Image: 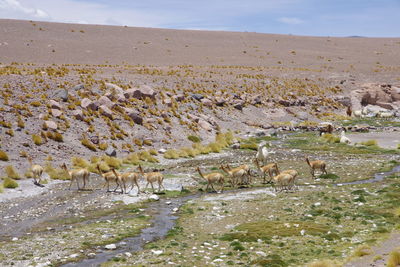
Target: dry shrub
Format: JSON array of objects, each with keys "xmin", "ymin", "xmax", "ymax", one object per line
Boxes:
[
  {"xmin": 72, "ymin": 157, "xmax": 90, "ymax": 168},
  {"xmin": 0, "ymin": 150, "xmax": 9, "ymax": 161},
  {"xmin": 307, "ymin": 259, "xmax": 341, "ymax": 267},
  {"xmin": 32, "ymin": 134, "xmax": 43, "ymax": 145},
  {"xmin": 352, "ymin": 245, "xmax": 373, "ymax": 257},
  {"xmin": 81, "ymin": 139, "xmax": 97, "ymax": 151},
  {"xmin": 103, "ymin": 156, "xmax": 122, "ymax": 169},
  {"xmin": 5, "ymin": 165, "xmax": 21, "ymax": 179},
  {"xmin": 387, "ymin": 247, "xmax": 400, "ymax": 267},
  {"xmin": 124, "ymin": 153, "xmax": 140, "ymax": 165},
  {"xmin": 0, "ymin": 184, "xmax": 3, "ymax": 193},
  {"xmin": 98, "ymin": 143, "xmax": 108, "ymax": 150}
]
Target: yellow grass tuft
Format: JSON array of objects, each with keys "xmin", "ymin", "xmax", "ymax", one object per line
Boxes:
[
  {"xmin": 5, "ymin": 165, "xmax": 21, "ymax": 180},
  {"xmin": 352, "ymin": 245, "xmax": 373, "ymax": 257},
  {"xmin": 81, "ymin": 139, "xmax": 97, "ymax": 151},
  {"xmin": 3, "ymin": 177, "xmax": 19, "ymax": 188},
  {"xmin": 0, "ymin": 150, "xmax": 9, "ymax": 161},
  {"xmin": 307, "ymin": 259, "xmax": 341, "ymax": 267},
  {"xmin": 387, "ymin": 247, "xmax": 400, "ymax": 267},
  {"xmin": 32, "ymin": 134, "xmax": 43, "ymax": 145}
]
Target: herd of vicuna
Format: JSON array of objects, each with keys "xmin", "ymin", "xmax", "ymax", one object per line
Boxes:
[{"xmin": 26, "ymin": 150, "xmax": 328, "ymax": 194}]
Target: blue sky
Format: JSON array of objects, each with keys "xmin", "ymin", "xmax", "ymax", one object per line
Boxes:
[{"xmin": 0, "ymin": 0, "xmax": 399, "ymax": 37}]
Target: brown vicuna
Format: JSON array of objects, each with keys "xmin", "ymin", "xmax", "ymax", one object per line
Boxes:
[
  {"xmin": 305, "ymin": 158, "xmax": 327, "ymax": 178},
  {"xmin": 96, "ymin": 164, "xmax": 123, "ymax": 193},
  {"xmin": 28, "ymin": 157, "xmax": 44, "ymax": 185},
  {"xmin": 226, "ymin": 164, "xmax": 252, "ymax": 185},
  {"xmin": 253, "ymin": 159, "xmax": 280, "ymax": 184},
  {"xmin": 119, "ymin": 169, "xmax": 141, "ymax": 195},
  {"xmin": 220, "ymin": 165, "xmax": 246, "ymax": 187},
  {"xmin": 138, "ymin": 165, "xmax": 164, "ymax": 193},
  {"xmin": 196, "ymin": 167, "xmax": 225, "ymax": 192},
  {"xmin": 272, "ymin": 173, "xmax": 293, "ymax": 192},
  {"xmin": 61, "ymin": 163, "xmax": 90, "ymax": 190},
  {"xmin": 280, "ymin": 169, "xmax": 299, "ymax": 190}
]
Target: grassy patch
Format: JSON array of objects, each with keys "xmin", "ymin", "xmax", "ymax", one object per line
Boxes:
[
  {"xmin": 319, "ymin": 173, "xmax": 339, "ymax": 180},
  {"xmin": 0, "ymin": 150, "xmax": 9, "ymax": 161},
  {"xmin": 3, "ymin": 177, "xmax": 19, "ymax": 188}
]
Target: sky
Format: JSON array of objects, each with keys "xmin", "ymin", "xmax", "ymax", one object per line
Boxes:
[{"xmin": 0, "ymin": 0, "xmax": 399, "ymax": 37}]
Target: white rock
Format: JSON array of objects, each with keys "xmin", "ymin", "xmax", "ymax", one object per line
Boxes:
[
  {"xmin": 152, "ymin": 249, "xmax": 163, "ymax": 255},
  {"xmin": 172, "ymin": 207, "xmax": 179, "ymax": 212},
  {"xmin": 87, "ymin": 253, "xmax": 96, "ymax": 258},
  {"xmin": 314, "ymin": 202, "xmax": 321, "ymax": 206},
  {"xmin": 166, "ymin": 201, "xmax": 172, "ymax": 205},
  {"xmin": 69, "ymin": 253, "xmax": 79, "ymax": 258},
  {"xmin": 124, "ymin": 252, "xmax": 132, "ymax": 257},
  {"xmin": 12, "ymin": 237, "xmax": 18, "ymax": 241},
  {"xmin": 149, "ymin": 194, "xmax": 160, "ymax": 201},
  {"xmin": 256, "ymin": 251, "xmax": 267, "ymax": 257},
  {"xmin": 105, "ymin": 244, "xmax": 117, "ymax": 250},
  {"xmin": 300, "ymin": 229, "xmax": 306, "ymax": 236},
  {"xmin": 213, "ymin": 259, "xmax": 223, "ymax": 262}
]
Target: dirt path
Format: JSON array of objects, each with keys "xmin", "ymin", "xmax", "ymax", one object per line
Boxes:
[{"xmin": 344, "ymin": 232, "xmax": 400, "ymax": 267}]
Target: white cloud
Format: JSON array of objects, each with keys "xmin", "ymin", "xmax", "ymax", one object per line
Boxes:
[
  {"xmin": 278, "ymin": 16, "xmax": 304, "ymax": 25},
  {"xmin": 0, "ymin": 0, "xmax": 49, "ymax": 19}
]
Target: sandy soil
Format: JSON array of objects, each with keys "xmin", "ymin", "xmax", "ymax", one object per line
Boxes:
[{"xmin": 347, "ymin": 131, "xmax": 400, "ymax": 149}]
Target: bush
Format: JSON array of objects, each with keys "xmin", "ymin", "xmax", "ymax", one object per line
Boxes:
[
  {"xmin": 53, "ymin": 132, "xmax": 63, "ymax": 142},
  {"xmin": 207, "ymin": 142, "xmax": 223, "ymax": 153},
  {"xmin": 360, "ymin": 140, "xmax": 378, "ymax": 146},
  {"xmin": 81, "ymin": 139, "xmax": 97, "ymax": 151},
  {"xmin": 45, "ymin": 164, "xmax": 70, "ymax": 180},
  {"xmin": 187, "ymin": 135, "xmax": 201, "ymax": 143},
  {"xmin": 149, "ymin": 149, "xmax": 158, "ymax": 155},
  {"xmin": 123, "ymin": 153, "xmax": 140, "ymax": 165},
  {"xmin": 32, "ymin": 134, "xmax": 43, "ymax": 145},
  {"xmin": 103, "ymin": 156, "xmax": 122, "ymax": 169},
  {"xmin": 164, "ymin": 149, "xmax": 180, "ymax": 159},
  {"xmin": 143, "ymin": 139, "xmax": 153, "ymax": 146},
  {"xmin": 0, "ymin": 150, "xmax": 9, "ymax": 161},
  {"xmin": 98, "ymin": 143, "xmax": 108, "ymax": 150},
  {"xmin": 352, "ymin": 245, "xmax": 373, "ymax": 257},
  {"xmin": 3, "ymin": 177, "xmax": 19, "ymax": 188},
  {"xmin": 72, "ymin": 157, "xmax": 90, "ymax": 168},
  {"xmin": 387, "ymin": 247, "xmax": 400, "ymax": 267},
  {"xmin": 5, "ymin": 165, "xmax": 21, "ymax": 179}
]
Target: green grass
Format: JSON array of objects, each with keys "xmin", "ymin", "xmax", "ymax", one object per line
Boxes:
[
  {"xmin": 220, "ymin": 221, "xmax": 329, "ymax": 242},
  {"xmin": 319, "ymin": 173, "xmax": 340, "ymax": 180},
  {"xmin": 360, "ymin": 140, "xmax": 378, "ymax": 146}
]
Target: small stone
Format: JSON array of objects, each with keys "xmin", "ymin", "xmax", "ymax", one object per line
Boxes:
[
  {"xmin": 69, "ymin": 253, "xmax": 79, "ymax": 258},
  {"xmin": 51, "ymin": 109, "xmax": 62, "ymax": 117},
  {"xmin": 12, "ymin": 237, "xmax": 18, "ymax": 241},
  {"xmin": 191, "ymin": 93, "xmax": 204, "ymax": 101},
  {"xmin": 99, "ymin": 105, "xmax": 113, "ymax": 119},
  {"xmin": 158, "ymin": 148, "xmax": 167, "ymax": 154},
  {"xmin": 105, "ymin": 147, "xmax": 117, "ymax": 157},
  {"xmin": 87, "ymin": 253, "xmax": 96, "ymax": 258},
  {"xmin": 124, "ymin": 252, "xmax": 132, "ymax": 257},
  {"xmin": 72, "ymin": 109, "xmax": 84, "ymax": 121},
  {"xmin": 49, "ymin": 100, "xmax": 62, "ymax": 110},
  {"xmin": 172, "ymin": 207, "xmax": 179, "ymax": 212},
  {"xmin": 149, "ymin": 194, "xmax": 160, "ymax": 201},
  {"xmin": 152, "ymin": 250, "xmax": 163, "ymax": 255},
  {"xmin": 105, "ymin": 244, "xmax": 117, "ymax": 250},
  {"xmin": 44, "ymin": 120, "xmax": 57, "ymax": 130}
]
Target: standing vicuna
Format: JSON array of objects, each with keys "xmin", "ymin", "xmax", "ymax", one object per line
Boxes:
[
  {"xmin": 253, "ymin": 158, "xmax": 280, "ymax": 184},
  {"xmin": 61, "ymin": 163, "xmax": 90, "ymax": 190},
  {"xmin": 119, "ymin": 169, "xmax": 142, "ymax": 195},
  {"xmin": 196, "ymin": 167, "xmax": 225, "ymax": 193},
  {"xmin": 305, "ymin": 158, "xmax": 327, "ymax": 178},
  {"xmin": 138, "ymin": 165, "xmax": 165, "ymax": 193},
  {"xmin": 28, "ymin": 157, "xmax": 44, "ymax": 186},
  {"xmin": 220, "ymin": 165, "xmax": 247, "ymax": 187},
  {"xmin": 96, "ymin": 164, "xmax": 123, "ymax": 193},
  {"xmin": 256, "ymin": 142, "xmax": 270, "ymax": 165}
]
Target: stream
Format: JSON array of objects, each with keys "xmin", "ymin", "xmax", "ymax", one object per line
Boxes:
[{"xmin": 62, "ymin": 164, "xmax": 400, "ymax": 267}]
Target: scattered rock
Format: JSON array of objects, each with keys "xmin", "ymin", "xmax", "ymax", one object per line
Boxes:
[
  {"xmin": 201, "ymin": 98, "xmax": 213, "ymax": 107},
  {"xmin": 81, "ymin": 98, "xmax": 98, "ymax": 111},
  {"xmin": 151, "ymin": 250, "xmax": 163, "ymax": 255},
  {"xmin": 98, "ymin": 95, "xmax": 115, "ymax": 108},
  {"xmin": 127, "ymin": 85, "xmax": 157, "ymax": 100},
  {"xmin": 44, "ymin": 120, "xmax": 57, "ymax": 130},
  {"xmin": 72, "ymin": 84, "xmax": 84, "ymax": 91},
  {"xmin": 149, "ymin": 194, "xmax": 160, "ymax": 201},
  {"xmin": 158, "ymin": 148, "xmax": 167, "ymax": 154},
  {"xmin": 233, "ymin": 100, "xmax": 244, "ymax": 110},
  {"xmin": 105, "ymin": 83, "xmax": 124, "ymax": 95},
  {"xmin": 11, "ymin": 237, "xmax": 18, "ymax": 241},
  {"xmin": 124, "ymin": 252, "xmax": 132, "ymax": 257},
  {"xmin": 172, "ymin": 94, "xmax": 185, "ymax": 102},
  {"xmin": 72, "ymin": 109, "xmax": 84, "ymax": 121},
  {"xmin": 49, "ymin": 100, "xmax": 62, "ymax": 110},
  {"xmin": 99, "ymin": 105, "xmax": 113, "ymax": 119},
  {"xmin": 198, "ymin": 119, "xmax": 213, "ymax": 131},
  {"xmin": 124, "ymin": 108, "xmax": 143, "ymax": 125},
  {"xmin": 51, "ymin": 109, "xmax": 62, "ymax": 118},
  {"xmin": 191, "ymin": 94, "xmax": 204, "ymax": 101},
  {"xmin": 255, "ymin": 251, "xmax": 267, "ymax": 257},
  {"xmin": 105, "ymin": 147, "xmax": 117, "ymax": 157},
  {"xmin": 105, "ymin": 244, "xmax": 117, "ymax": 250},
  {"xmin": 214, "ymin": 96, "xmax": 226, "ymax": 106},
  {"xmin": 55, "ymin": 89, "xmax": 69, "ymax": 102},
  {"xmin": 231, "ymin": 143, "xmax": 240, "ymax": 149}
]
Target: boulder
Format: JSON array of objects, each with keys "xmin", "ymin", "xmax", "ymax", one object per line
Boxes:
[
  {"xmin": 191, "ymin": 94, "xmax": 204, "ymax": 101},
  {"xmin": 233, "ymin": 100, "xmax": 244, "ymax": 110},
  {"xmin": 72, "ymin": 84, "xmax": 84, "ymax": 91},
  {"xmin": 51, "ymin": 109, "xmax": 62, "ymax": 118},
  {"xmin": 198, "ymin": 119, "xmax": 213, "ymax": 131},
  {"xmin": 105, "ymin": 83, "xmax": 124, "ymax": 95},
  {"xmin": 124, "ymin": 108, "xmax": 143, "ymax": 124},
  {"xmin": 72, "ymin": 109, "xmax": 84, "ymax": 121},
  {"xmin": 44, "ymin": 120, "xmax": 57, "ymax": 130},
  {"xmin": 99, "ymin": 105, "xmax": 113, "ymax": 119},
  {"xmin": 49, "ymin": 100, "xmax": 62, "ymax": 110},
  {"xmin": 81, "ymin": 98, "xmax": 98, "ymax": 110},
  {"xmin": 98, "ymin": 95, "xmax": 115, "ymax": 108},
  {"xmin": 214, "ymin": 96, "xmax": 226, "ymax": 106},
  {"xmin": 126, "ymin": 85, "xmax": 156, "ymax": 100},
  {"xmin": 55, "ymin": 89, "xmax": 69, "ymax": 102},
  {"xmin": 201, "ymin": 98, "xmax": 213, "ymax": 107},
  {"xmin": 105, "ymin": 147, "xmax": 116, "ymax": 157},
  {"xmin": 172, "ymin": 94, "xmax": 185, "ymax": 102}
]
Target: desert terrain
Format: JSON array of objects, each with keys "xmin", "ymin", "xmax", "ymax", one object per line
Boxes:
[{"xmin": 0, "ymin": 18, "xmax": 400, "ymax": 267}]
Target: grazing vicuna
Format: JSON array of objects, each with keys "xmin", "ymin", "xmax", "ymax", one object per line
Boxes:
[
  {"xmin": 225, "ymin": 164, "xmax": 252, "ymax": 185},
  {"xmin": 196, "ymin": 167, "xmax": 225, "ymax": 192},
  {"xmin": 28, "ymin": 157, "xmax": 44, "ymax": 186},
  {"xmin": 138, "ymin": 165, "xmax": 165, "ymax": 193},
  {"xmin": 253, "ymin": 158, "xmax": 280, "ymax": 184},
  {"xmin": 305, "ymin": 158, "xmax": 327, "ymax": 178},
  {"xmin": 280, "ymin": 169, "xmax": 299, "ymax": 190},
  {"xmin": 61, "ymin": 163, "xmax": 90, "ymax": 190},
  {"xmin": 96, "ymin": 164, "xmax": 123, "ymax": 193},
  {"xmin": 272, "ymin": 173, "xmax": 293, "ymax": 192}
]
